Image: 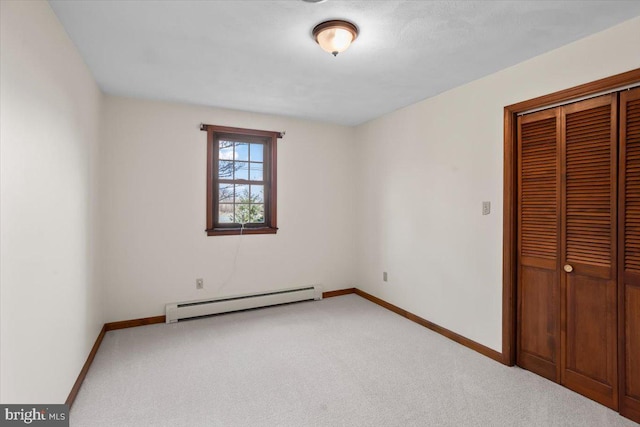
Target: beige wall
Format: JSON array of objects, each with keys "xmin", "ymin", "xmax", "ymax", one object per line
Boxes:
[
  {"xmin": 354, "ymin": 16, "xmax": 640, "ymax": 352},
  {"xmin": 0, "ymin": 1, "xmax": 104, "ymax": 403},
  {"xmin": 100, "ymin": 96, "xmax": 357, "ymax": 321}
]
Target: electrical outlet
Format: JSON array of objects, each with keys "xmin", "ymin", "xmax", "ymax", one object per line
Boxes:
[
  {"xmin": 482, "ymin": 201, "xmax": 491, "ymax": 215},
  {"xmin": 383, "ymin": 272, "xmax": 388, "ymax": 282},
  {"xmin": 196, "ymin": 278, "xmax": 204, "ymax": 289}
]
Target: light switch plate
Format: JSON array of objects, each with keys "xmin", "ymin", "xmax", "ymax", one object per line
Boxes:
[{"xmin": 482, "ymin": 201, "xmax": 491, "ymax": 215}]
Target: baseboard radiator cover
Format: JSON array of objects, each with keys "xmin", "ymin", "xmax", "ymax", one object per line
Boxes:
[{"xmin": 165, "ymin": 285, "xmax": 323, "ymax": 323}]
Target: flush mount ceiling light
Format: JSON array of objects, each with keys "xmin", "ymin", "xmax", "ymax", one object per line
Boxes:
[{"xmin": 312, "ymin": 20, "xmax": 358, "ymax": 57}]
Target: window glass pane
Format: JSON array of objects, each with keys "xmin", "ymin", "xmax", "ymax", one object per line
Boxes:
[
  {"xmin": 235, "ymin": 161, "xmax": 249, "ymax": 180},
  {"xmin": 218, "ymin": 204, "xmax": 234, "ymax": 223},
  {"xmin": 219, "ymin": 160, "xmax": 234, "ymax": 179},
  {"xmin": 219, "ymin": 141, "xmax": 234, "ymax": 160},
  {"xmin": 235, "ymin": 143, "xmax": 249, "ymax": 161},
  {"xmin": 250, "ymin": 143, "xmax": 263, "ymax": 162},
  {"xmin": 235, "ymin": 184, "xmax": 250, "ymax": 203},
  {"xmin": 235, "ymin": 203, "xmax": 264, "ymax": 224},
  {"xmin": 250, "ymin": 185, "xmax": 264, "ymax": 203},
  {"xmin": 253, "ymin": 204, "xmax": 265, "ymax": 223},
  {"xmin": 249, "ymin": 162, "xmax": 263, "ymax": 181},
  {"xmin": 219, "ymin": 184, "xmax": 234, "ymax": 203},
  {"xmin": 235, "ymin": 204, "xmax": 249, "ymax": 224}
]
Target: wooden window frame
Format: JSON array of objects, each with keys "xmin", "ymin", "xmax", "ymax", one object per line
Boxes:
[
  {"xmin": 502, "ymin": 68, "xmax": 640, "ymax": 366},
  {"xmin": 202, "ymin": 124, "xmax": 280, "ymax": 236}
]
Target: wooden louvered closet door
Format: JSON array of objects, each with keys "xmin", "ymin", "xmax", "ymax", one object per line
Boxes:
[
  {"xmin": 517, "ymin": 94, "xmax": 618, "ymax": 410},
  {"xmin": 517, "ymin": 109, "xmax": 561, "ymax": 382},
  {"xmin": 561, "ymin": 94, "xmax": 618, "ymax": 409},
  {"xmin": 619, "ymin": 86, "xmax": 640, "ymax": 422}
]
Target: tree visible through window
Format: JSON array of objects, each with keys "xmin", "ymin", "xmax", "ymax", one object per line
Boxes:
[{"xmin": 202, "ymin": 125, "xmax": 280, "ymax": 236}]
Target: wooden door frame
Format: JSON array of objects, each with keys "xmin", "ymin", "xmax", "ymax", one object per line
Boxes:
[{"xmin": 502, "ymin": 68, "xmax": 640, "ymax": 366}]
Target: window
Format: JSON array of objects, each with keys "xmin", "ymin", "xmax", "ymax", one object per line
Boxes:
[{"xmin": 202, "ymin": 124, "xmax": 280, "ymax": 236}]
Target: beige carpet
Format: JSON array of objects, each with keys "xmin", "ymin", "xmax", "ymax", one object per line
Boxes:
[{"xmin": 70, "ymin": 294, "xmax": 638, "ymax": 426}]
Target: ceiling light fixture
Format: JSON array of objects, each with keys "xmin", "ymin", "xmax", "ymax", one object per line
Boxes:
[{"xmin": 312, "ymin": 20, "xmax": 358, "ymax": 57}]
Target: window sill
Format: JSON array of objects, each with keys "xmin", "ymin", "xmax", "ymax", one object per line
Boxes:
[{"xmin": 206, "ymin": 227, "xmax": 278, "ymax": 237}]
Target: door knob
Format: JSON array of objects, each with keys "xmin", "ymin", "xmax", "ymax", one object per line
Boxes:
[{"xmin": 564, "ymin": 264, "xmax": 573, "ymax": 273}]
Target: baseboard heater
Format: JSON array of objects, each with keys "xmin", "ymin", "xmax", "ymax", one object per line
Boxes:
[{"xmin": 165, "ymin": 285, "xmax": 322, "ymax": 323}]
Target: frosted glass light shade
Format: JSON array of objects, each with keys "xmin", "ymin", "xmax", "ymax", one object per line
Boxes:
[{"xmin": 312, "ymin": 20, "xmax": 358, "ymax": 57}]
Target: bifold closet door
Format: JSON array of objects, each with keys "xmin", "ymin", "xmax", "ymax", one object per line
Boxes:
[
  {"xmin": 560, "ymin": 94, "xmax": 618, "ymax": 409},
  {"xmin": 517, "ymin": 94, "xmax": 618, "ymax": 410},
  {"xmin": 517, "ymin": 109, "xmax": 562, "ymax": 382},
  {"xmin": 619, "ymin": 87, "xmax": 640, "ymax": 422}
]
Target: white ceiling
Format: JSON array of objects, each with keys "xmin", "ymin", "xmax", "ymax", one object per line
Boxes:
[{"xmin": 49, "ymin": 1, "xmax": 640, "ymax": 126}]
